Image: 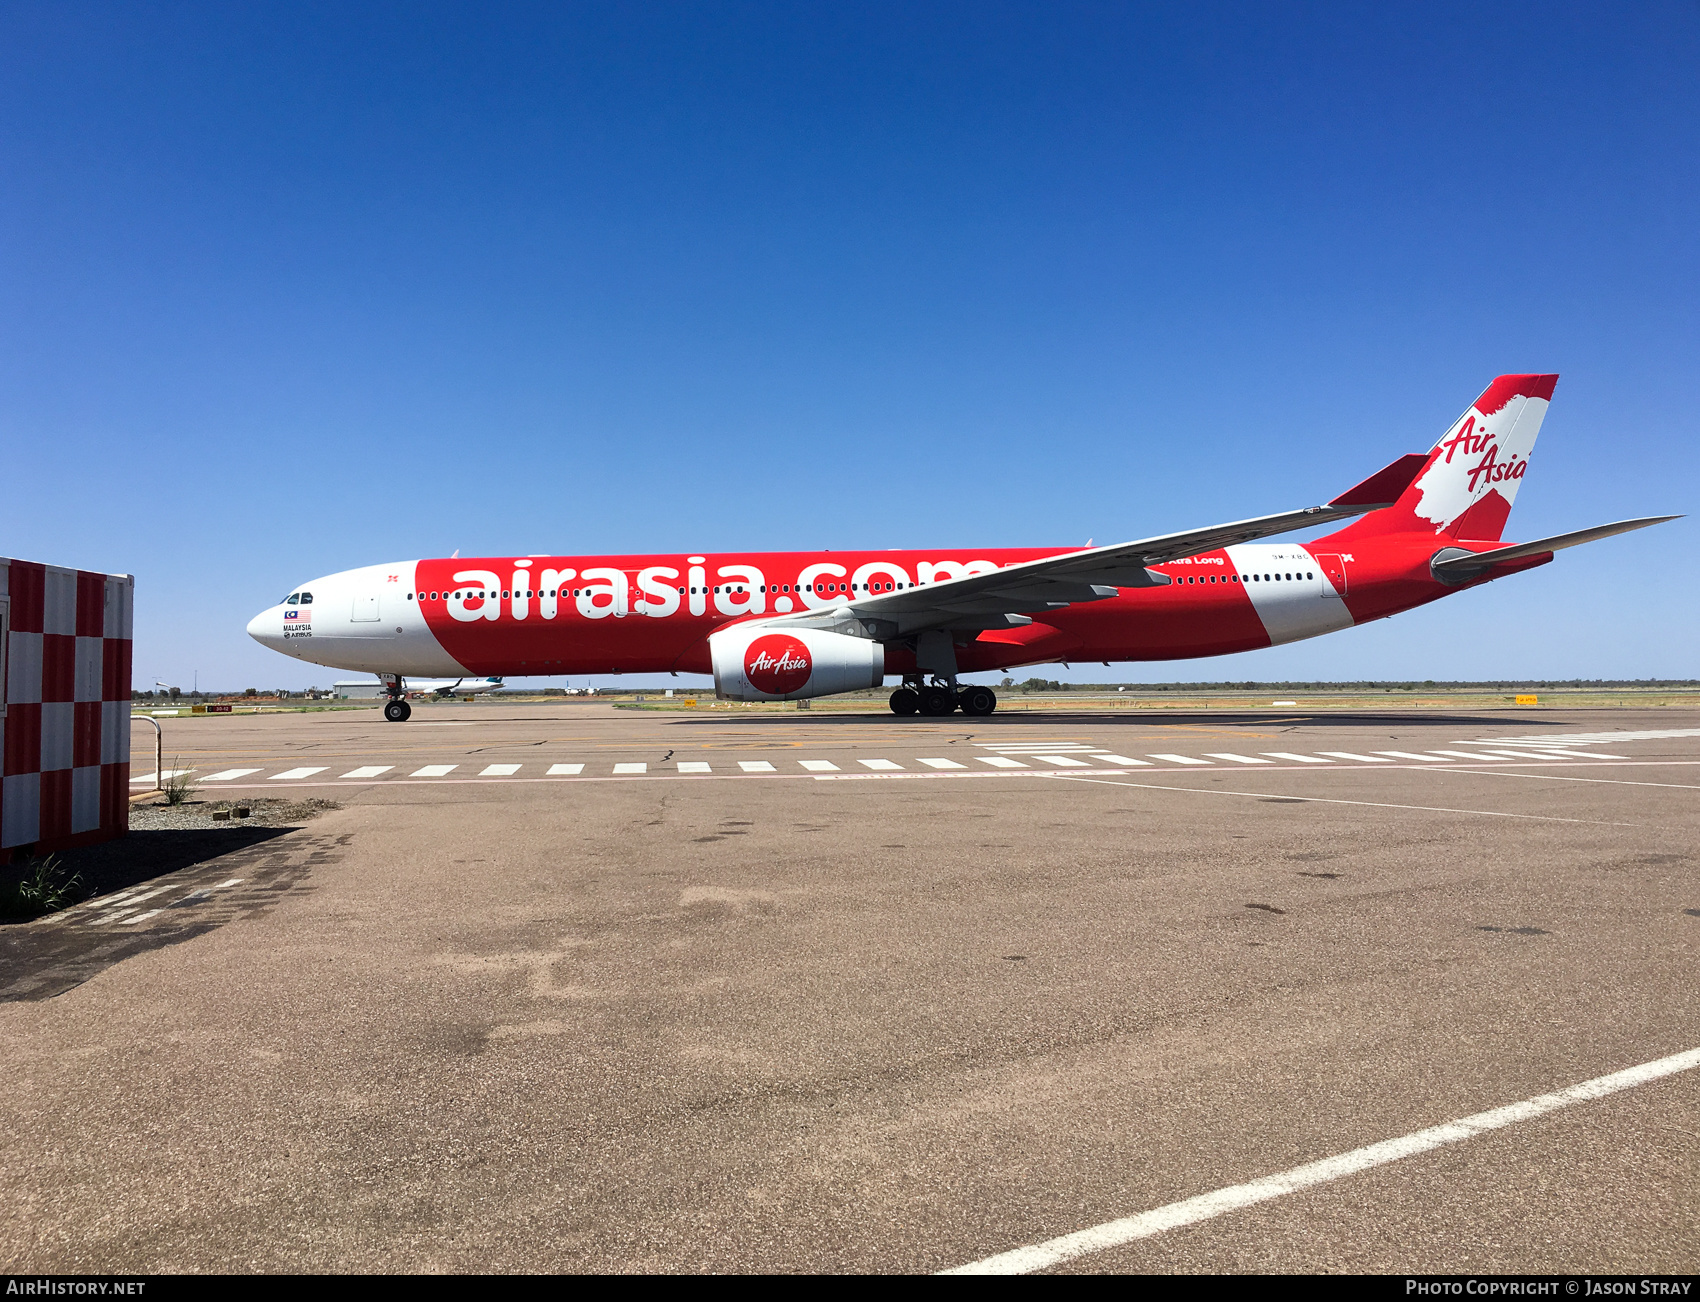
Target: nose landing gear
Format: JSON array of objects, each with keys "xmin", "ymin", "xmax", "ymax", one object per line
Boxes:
[
  {"xmin": 887, "ymin": 678, "xmax": 998, "ymax": 717},
  {"xmin": 384, "ymin": 698, "xmax": 412, "ymax": 723}
]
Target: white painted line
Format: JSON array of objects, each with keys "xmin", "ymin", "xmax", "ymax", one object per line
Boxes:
[
  {"xmin": 1261, "ymin": 753, "xmax": 1331, "ymax": 764},
  {"xmin": 1035, "ymin": 755, "xmax": 1093, "ymax": 767},
  {"xmin": 677, "ymin": 761, "xmax": 711, "ymax": 773},
  {"xmin": 739, "ymin": 761, "xmax": 776, "ymax": 773},
  {"xmin": 859, "ymin": 759, "xmax": 904, "ymax": 771},
  {"xmin": 340, "ymin": 765, "xmax": 393, "ymax": 779},
  {"xmin": 410, "ymin": 764, "xmax": 458, "ymax": 777},
  {"xmin": 1089, "ymin": 754, "xmax": 1151, "ymax": 766},
  {"xmin": 1425, "ymin": 751, "xmax": 1515, "ymax": 762},
  {"xmin": 547, "ymin": 763, "xmax": 584, "ymax": 775},
  {"xmin": 121, "ymin": 909, "xmax": 163, "ymax": 925},
  {"xmin": 1051, "ymin": 773, "xmax": 1642, "ymax": 827},
  {"xmin": 1206, "ymin": 753, "xmax": 1274, "ymax": 765},
  {"xmin": 917, "ymin": 758, "xmax": 967, "ymax": 769},
  {"xmin": 799, "ymin": 760, "xmax": 840, "ymax": 772},
  {"xmin": 612, "ymin": 762, "xmax": 647, "ymax": 774},
  {"xmin": 1317, "ymin": 752, "xmax": 1393, "ymax": 763},
  {"xmin": 96, "ymin": 886, "xmax": 170, "ymax": 912},
  {"xmin": 479, "ymin": 764, "xmax": 522, "ymax": 776},
  {"xmin": 977, "ymin": 757, "xmax": 1028, "ymax": 769},
  {"xmin": 202, "ymin": 768, "xmax": 262, "ymax": 782},
  {"xmin": 1469, "ymin": 728, "xmax": 1700, "ymax": 746},
  {"xmin": 1148, "ymin": 754, "xmax": 1211, "ymax": 766},
  {"xmin": 1475, "ymin": 754, "xmax": 1591, "ymax": 764},
  {"xmin": 1484, "ymin": 748, "xmax": 1627, "ymax": 761},
  {"xmin": 941, "ymin": 1045, "xmax": 1700, "ymax": 1275},
  {"xmin": 1375, "ymin": 751, "xmax": 1451, "ymax": 762},
  {"xmin": 129, "ymin": 769, "xmax": 193, "ymax": 785},
  {"xmin": 270, "ymin": 767, "xmax": 328, "ymax": 780},
  {"xmin": 215, "ymin": 879, "xmax": 243, "ymax": 889}
]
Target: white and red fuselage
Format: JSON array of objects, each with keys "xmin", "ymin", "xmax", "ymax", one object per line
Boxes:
[{"xmin": 246, "ymin": 374, "xmax": 1671, "ymax": 708}]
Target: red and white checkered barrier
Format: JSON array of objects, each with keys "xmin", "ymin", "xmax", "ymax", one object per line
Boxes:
[{"xmin": 1, "ymin": 557, "xmax": 134, "ymax": 862}]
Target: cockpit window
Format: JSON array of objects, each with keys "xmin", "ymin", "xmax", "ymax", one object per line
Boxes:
[
  {"xmin": 300, "ymin": 591, "xmax": 313, "ymax": 604},
  {"xmin": 286, "ymin": 593, "xmax": 300, "ymax": 604}
]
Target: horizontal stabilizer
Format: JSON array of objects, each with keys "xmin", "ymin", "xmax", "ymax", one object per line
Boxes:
[
  {"xmin": 1329, "ymin": 453, "xmax": 1431, "ymax": 509},
  {"xmin": 1431, "ymin": 515, "xmax": 1681, "ymax": 574}
]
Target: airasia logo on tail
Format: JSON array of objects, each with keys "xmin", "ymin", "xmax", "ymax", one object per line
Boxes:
[{"xmin": 745, "ymin": 634, "xmax": 812, "ymax": 695}]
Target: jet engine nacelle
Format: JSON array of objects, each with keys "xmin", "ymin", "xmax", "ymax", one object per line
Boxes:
[{"xmin": 710, "ymin": 625, "xmax": 885, "ymax": 701}]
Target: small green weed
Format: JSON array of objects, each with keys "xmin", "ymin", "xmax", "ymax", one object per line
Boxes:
[
  {"xmin": 0, "ymin": 854, "xmax": 85, "ymax": 920},
  {"xmin": 163, "ymin": 762, "xmax": 197, "ymax": 806}
]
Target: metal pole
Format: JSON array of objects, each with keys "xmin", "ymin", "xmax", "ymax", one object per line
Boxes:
[{"xmin": 131, "ymin": 714, "xmax": 163, "ymax": 790}]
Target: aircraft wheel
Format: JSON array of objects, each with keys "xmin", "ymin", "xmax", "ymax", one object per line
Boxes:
[
  {"xmin": 919, "ymin": 686, "xmax": 956, "ymax": 716},
  {"xmin": 384, "ymin": 699, "xmax": 412, "ymax": 723},
  {"xmin": 958, "ymin": 686, "xmax": 997, "ymax": 716},
  {"xmin": 889, "ymin": 688, "xmax": 920, "ymax": 716}
]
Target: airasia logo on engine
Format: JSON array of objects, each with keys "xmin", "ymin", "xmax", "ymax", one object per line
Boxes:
[{"xmin": 744, "ymin": 634, "xmax": 812, "ymax": 695}]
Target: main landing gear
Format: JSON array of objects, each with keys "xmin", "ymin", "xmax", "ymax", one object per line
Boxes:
[{"xmin": 889, "ymin": 680, "xmax": 997, "ymax": 717}]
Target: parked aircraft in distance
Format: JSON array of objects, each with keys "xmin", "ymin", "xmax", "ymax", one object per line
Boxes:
[
  {"xmin": 401, "ymin": 676, "xmax": 504, "ymax": 699},
  {"xmin": 248, "ymin": 375, "xmax": 1676, "ymax": 721}
]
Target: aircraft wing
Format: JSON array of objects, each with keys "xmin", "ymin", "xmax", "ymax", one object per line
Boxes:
[{"xmin": 761, "ymin": 497, "xmax": 1390, "ymax": 640}]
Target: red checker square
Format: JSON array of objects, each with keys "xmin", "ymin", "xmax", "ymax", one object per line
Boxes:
[
  {"xmin": 75, "ymin": 572, "xmax": 105, "ymax": 637},
  {"xmin": 38, "ymin": 768, "xmax": 72, "ymax": 842},
  {"xmin": 3, "ymin": 703, "xmax": 40, "ymax": 776},
  {"xmin": 73, "ymin": 701, "xmax": 102, "ymax": 768},
  {"xmin": 40, "ymin": 634, "xmax": 76, "ymax": 702},
  {"xmin": 7, "ymin": 561, "xmax": 45, "ymax": 634},
  {"xmin": 101, "ymin": 762, "xmax": 130, "ymax": 834},
  {"xmin": 102, "ymin": 639, "xmax": 129, "ymax": 702}
]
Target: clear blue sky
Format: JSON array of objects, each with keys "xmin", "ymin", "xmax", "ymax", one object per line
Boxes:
[{"xmin": 3, "ymin": 1, "xmax": 1695, "ymax": 691}]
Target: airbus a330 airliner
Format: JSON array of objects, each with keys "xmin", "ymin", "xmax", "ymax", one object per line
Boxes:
[{"xmin": 249, "ymin": 375, "xmax": 1675, "ymax": 722}]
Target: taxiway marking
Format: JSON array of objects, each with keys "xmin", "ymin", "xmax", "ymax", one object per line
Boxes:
[
  {"xmin": 269, "ymin": 767, "xmax": 327, "ymax": 780},
  {"xmin": 1050, "ymin": 773, "xmax": 1645, "ymax": 827},
  {"xmin": 1149, "ymin": 755, "xmax": 1211, "ymax": 766},
  {"xmin": 942, "ymin": 1046, "xmax": 1700, "ymax": 1275},
  {"xmin": 201, "ymin": 768, "xmax": 262, "ymax": 782}
]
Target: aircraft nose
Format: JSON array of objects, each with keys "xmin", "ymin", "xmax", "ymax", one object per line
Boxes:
[{"xmin": 247, "ymin": 607, "xmax": 278, "ymax": 644}]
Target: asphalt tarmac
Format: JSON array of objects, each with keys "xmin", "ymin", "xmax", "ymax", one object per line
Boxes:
[{"xmin": 3, "ymin": 702, "xmax": 1696, "ymax": 1273}]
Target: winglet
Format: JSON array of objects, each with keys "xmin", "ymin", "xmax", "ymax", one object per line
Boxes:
[{"xmin": 1329, "ymin": 453, "xmax": 1432, "ymax": 509}]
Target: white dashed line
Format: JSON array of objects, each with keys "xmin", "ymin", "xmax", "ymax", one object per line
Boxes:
[
  {"xmin": 216, "ymin": 879, "xmax": 243, "ymax": 889},
  {"xmin": 1262, "ymin": 753, "xmax": 1331, "ymax": 764},
  {"xmin": 1089, "ymin": 754, "xmax": 1150, "ymax": 766},
  {"xmin": 1317, "ymin": 752, "xmax": 1393, "ymax": 763},
  {"xmin": 612, "ymin": 762, "xmax": 647, "ymax": 774},
  {"xmin": 739, "ymin": 761, "xmax": 776, "ymax": 773},
  {"xmin": 270, "ymin": 767, "xmax": 328, "ymax": 780},
  {"xmin": 1034, "ymin": 755, "xmax": 1093, "ymax": 767},
  {"xmin": 479, "ymin": 764, "xmax": 522, "ymax": 776},
  {"xmin": 340, "ymin": 766, "xmax": 393, "ymax": 779},
  {"xmin": 121, "ymin": 909, "xmax": 163, "ymax": 925},
  {"xmin": 547, "ymin": 763, "xmax": 584, "ymax": 775},
  {"xmin": 1486, "ymin": 748, "xmax": 1625, "ymax": 761},
  {"xmin": 1427, "ymin": 751, "xmax": 1515, "ymax": 762},
  {"xmin": 410, "ymin": 764, "xmax": 458, "ymax": 777},
  {"xmin": 1149, "ymin": 754, "xmax": 1211, "ymax": 766},
  {"xmin": 859, "ymin": 759, "xmax": 904, "ymax": 771},
  {"xmin": 941, "ymin": 1046, "xmax": 1700, "ymax": 1275},
  {"xmin": 1373, "ymin": 752, "xmax": 1450, "ymax": 762},
  {"xmin": 917, "ymin": 758, "xmax": 967, "ymax": 769},
  {"xmin": 202, "ymin": 769, "xmax": 262, "ymax": 782},
  {"xmin": 129, "ymin": 769, "xmax": 193, "ymax": 785},
  {"xmin": 1206, "ymin": 753, "xmax": 1273, "ymax": 765},
  {"xmin": 799, "ymin": 760, "xmax": 840, "ymax": 772},
  {"xmin": 677, "ymin": 761, "xmax": 711, "ymax": 773},
  {"xmin": 976, "ymin": 757, "xmax": 1028, "ymax": 769}
]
